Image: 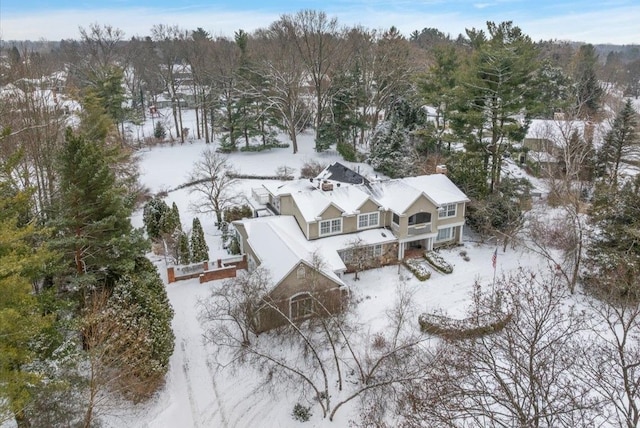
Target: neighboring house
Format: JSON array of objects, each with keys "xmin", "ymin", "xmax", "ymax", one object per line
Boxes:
[
  {"xmin": 232, "ymin": 163, "xmax": 469, "ymax": 330},
  {"xmin": 522, "ymin": 118, "xmax": 604, "ymax": 174}
]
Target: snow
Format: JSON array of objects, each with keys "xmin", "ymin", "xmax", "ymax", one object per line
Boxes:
[{"xmin": 111, "ymin": 108, "xmax": 549, "ymax": 428}]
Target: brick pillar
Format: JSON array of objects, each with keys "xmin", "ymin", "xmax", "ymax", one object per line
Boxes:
[{"xmin": 167, "ymin": 267, "xmax": 175, "ymax": 283}]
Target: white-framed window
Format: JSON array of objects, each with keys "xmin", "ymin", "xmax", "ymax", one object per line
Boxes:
[
  {"xmin": 392, "ymin": 213, "xmax": 400, "ymax": 225},
  {"xmin": 319, "ymin": 218, "xmax": 342, "ymax": 236},
  {"xmin": 290, "ymin": 293, "xmax": 314, "ymax": 320},
  {"xmin": 438, "ymin": 203, "xmax": 457, "ymax": 219},
  {"xmin": 297, "ymin": 265, "xmax": 306, "ymax": 279},
  {"xmin": 373, "ymin": 244, "xmax": 383, "ymax": 257},
  {"xmin": 358, "ymin": 212, "xmax": 380, "ymax": 229},
  {"xmin": 436, "ymin": 227, "xmax": 453, "ymax": 242}
]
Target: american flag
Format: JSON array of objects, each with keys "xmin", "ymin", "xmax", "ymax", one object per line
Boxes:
[{"xmin": 492, "ymin": 248, "xmax": 497, "ymax": 269}]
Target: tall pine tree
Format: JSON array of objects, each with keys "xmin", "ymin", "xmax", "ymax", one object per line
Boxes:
[
  {"xmin": 52, "ymin": 129, "xmax": 146, "ymax": 290},
  {"xmin": 598, "ymin": 99, "xmax": 639, "ymax": 188}
]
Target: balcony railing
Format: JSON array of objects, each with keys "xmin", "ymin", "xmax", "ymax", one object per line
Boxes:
[{"xmin": 408, "ymin": 223, "xmax": 432, "ymax": 235}]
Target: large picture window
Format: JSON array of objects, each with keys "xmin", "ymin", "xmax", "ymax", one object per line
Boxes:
[
  {"xmin": 438, "ymin": 203, "xmax": 457, "ymax": 219},
  {"xmin": 319, "ymin": 218, "xmax": 342, "ymax": 236},
  {"xmin": 436, "ymin": 227, "xmax": 453, "ymax": 242},
  {"xmin": 290, "ymin": 293, "xmax": 314, "ymax": 320},
  {"xmin": 358, "ymin": 212, "xmax": 380, "ymax": 229}
]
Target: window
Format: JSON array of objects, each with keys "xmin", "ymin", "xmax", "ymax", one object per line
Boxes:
[
  {"xmin": 297, "ymin": 265, "xmax": 306, "ymax": 279},
  {"xmin": 319, "ymin": 218, "xmax": 342, "ymax": 236},
  {"xmin": 438, "ymin": 203, "xmax": 457, "ymax": 219},
  {"xmin": 373, "ymin": 244, "xmax": 383, "ymax": 257},
  {"xmin": 408, "ymin": 212, "xmax": 431, "ymax": 226},
  {"xmin": 358, "ymin": 212, "xmax": 380, "ymax": 229},
  {"xmin": 436, "ymin": 227, "xmax": 453, "ymax": 242},
  {"xmin": 290, "ymin": 293, "xmax": 314, "ymax": 320},
  {"xmin": 392, "ymin": 213, "xmax": 400, "ymax": 225}
]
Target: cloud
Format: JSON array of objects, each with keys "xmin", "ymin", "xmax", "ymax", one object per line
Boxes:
[{"xmin": 0, "ymin": 3, "xmax": 638, "ymax": 44}]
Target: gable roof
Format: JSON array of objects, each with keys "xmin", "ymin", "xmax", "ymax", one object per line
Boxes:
[
  {"xmin": 367, "ymin": 174, "xmax": 468, "ymax": 213},
  {"xmin": 291, "ymin": 184, "xmax": 373, "ymax": 222},
  {"xmin": 316, "ymin": 162, "xmax": 370, "ymax": 185},
  {"xmin": 239, "ymin": 216, "xmax": 345, "ymax": 289}
]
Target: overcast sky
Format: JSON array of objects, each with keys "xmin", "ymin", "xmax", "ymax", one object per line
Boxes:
[{"xmin": 1, "ymin": 0, "xmax": 638, "ymax": 44}]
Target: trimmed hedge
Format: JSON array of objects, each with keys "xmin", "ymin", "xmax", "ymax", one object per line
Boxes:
[
  {"xmin": 240, "ymin": 142, "xmax": 290, "ymax": 152},
  {"xmin": 418, "ymin": 311, "xmax": 512, "ymax": 340},
  {"xmin": 403, "ymin": 259, "xmax": 432, "ymax": 281},
  {"xmin": 424, "ymin": 251, "xmax": 453, "ymax": 274}
]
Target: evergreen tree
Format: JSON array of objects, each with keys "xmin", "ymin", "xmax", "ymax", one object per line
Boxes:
[
  {"xmin": 586, "ymin": 176, "xmax": 640, "ymax": 299},
  {"xmin": 190, "ymin": 217, "xmax": 209, "ymax": 263},
  {"xmin": 416, "ymin": 44, "xmax": 460, "ymax": 151},
  {"xmin": 52, "ymin": 128, "xmax": 147, "ymax": 290},
  {"xmin": 368, "ymin": 99, "xmax": 425, "ymax": 178},
  {"xmin": 572, "ymin": 44, "xmax": 603, "ymax": 119},
  {"xmin": 597, "ymin": 99, "xmax": 639, "ymax": 187},
  {"xmin": 96, "ymin": 257, "xmax": 175, "ymax": 402},
  {"xmin": 178, "ymin": 232, "xmax": 190, "ymax": 265},
  {"xmin": 162, "ymin": 202, "xmax": 182, "ymax": 236},
  {"xmin": 453, "ymin": 21, "xmax": 539, "ymax": 193},
  {"xmin": 0, "ymin": 175, "xmax": 57, "ymax": 427},
  {"xmin": 142, "ymin": 197, "xmax": 170, "ymax": 240}
]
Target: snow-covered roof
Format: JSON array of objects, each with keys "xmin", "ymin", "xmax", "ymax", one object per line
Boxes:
[
  {"xmin": 291, "ymin": 185, "xmax": 372, "ymax": 222},
  {"xmin": 369, "ymin": 173, "xmax": 468, "ymax": 213},
  {"xmin": 525, "ymin": 119, "xmax": 609, "ymax": 148},
  {"xmin": 403, "ymin": 174, "xmax": 470, "ymax": 206},
  {"xmin": 240, "ymin": 216, "xmax": 345, "ymax": 289},
  {"xmin": 262, "ymin": 179, "xmax": 315, "ymax": 197}
]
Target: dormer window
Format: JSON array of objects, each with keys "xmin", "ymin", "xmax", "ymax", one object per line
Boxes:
[
  {"xmin": 358, "ymin": 212, "xmax": 379, "ymax": 229},
  {"xmin": 319, "ymin": 218, "xmax": 342, "ymax": 236}
]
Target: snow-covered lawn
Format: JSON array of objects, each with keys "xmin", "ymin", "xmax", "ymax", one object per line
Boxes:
[{"xmin": 112, "ymin": 109, "xmax": 548, "ymax": 427}]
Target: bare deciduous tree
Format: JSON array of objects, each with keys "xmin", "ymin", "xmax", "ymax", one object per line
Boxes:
[
  {"xmin": 187, "ymin": 148, "xmax": 239, "ymax": 228},
  {"xmin": 200, "ymin": 265, "xmax": 431, "ymax": 422},
  {"xmin": 402, "ymin": 268, "xmax": 599, "ymax": 427},
  {"xmin": 582, "ymin": 275, "xmax": 640, "ymax": 428}
]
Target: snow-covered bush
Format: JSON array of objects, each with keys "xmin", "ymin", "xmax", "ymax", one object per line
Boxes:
[
  {"xmin": 292, "ymin": 403, "xmax": 312, "ymax": 422},
  {"xmin": 403, "ymin": 258, "xmax": 432, "ymax": 281},
  {"xmin": 424, "ymin": 251, "xmax": 453, "ymax": 274}
]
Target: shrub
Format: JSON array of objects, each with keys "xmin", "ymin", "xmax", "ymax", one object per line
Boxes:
[
  {"xmin": 424, "ymin": 251, "xmax": 453, "ymax": 274},
  {"xmin": 239, "ymin": 142, "xmax": 289, "ymax": 152},
  {"xmin": 292, "ymin": 403, "xmax": 312, "ymax": 422},
  {"xmin": 337, "ymin": 141, "xmax": 357, "ymax": 162},
  {"xmin": 418, "ymin": 311, "xmax": 512, "ymax": 339},
  {"xmin": 154, "ymin": 121, "xmax": 166, "ymax": 140},
  {"xmin": 300, "ymin": 160, "xmax": 327, "ymax": 179},
  {"xmin": 223, "ymin": 204, "xmax": 253, "ymax": 223},
  {"xmin": 403, "ymin": 259, "xmax": 432, "ymax": 281}
]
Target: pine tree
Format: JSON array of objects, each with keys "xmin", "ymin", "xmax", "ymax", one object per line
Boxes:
[
  {"xmin": 453, "ymin": 21, "xmax": 539, "ymax": 193},
  {"xmin": 598, "ymin": 99, "xmax": 639, "ymax": 187},
  {"xmin": 572, "ymin": 44, "xmax": 603, "ymax": 119},
  {"xmin": 586, "ymin": 176, "xmax": 640, "ymax": 299},
  {"xmin": 162, "ymin": 202, "xmax": 182, "ymax": 236},
  {"xmin": 142, "ymin": 197, "xmax": 170, "ymax": 240},
  {"xmin": 52, "ymin": 129, "xmax": 147, "ymax": 289},
  {"xmin": 0, "ymin": 177, "xmax": 57, "ymax": 427},
  {"xmin": 190, "ymin": 217, "xmax": 209, "ymax": 263},
  {"xmin": 178, "ymin": 232, "xmax": 190, "ymax": 265}
]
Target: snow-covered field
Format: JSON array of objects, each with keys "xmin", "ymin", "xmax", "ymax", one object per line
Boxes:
[{"xmin": 111, "ymin": 109, "xmax": 547, "ymax": 427}]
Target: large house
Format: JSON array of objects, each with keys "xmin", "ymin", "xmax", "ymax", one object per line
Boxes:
[{"xmin": 233, "ymin": 162, "xmax": 469, "ymax": 331}]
